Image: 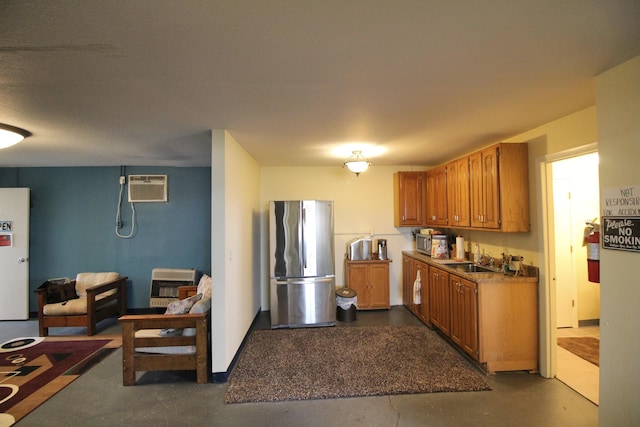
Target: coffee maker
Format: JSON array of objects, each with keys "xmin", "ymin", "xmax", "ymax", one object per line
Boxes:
[{"xmin": 377, "ymin": 239, "xmax": 388, "ymax": 260}]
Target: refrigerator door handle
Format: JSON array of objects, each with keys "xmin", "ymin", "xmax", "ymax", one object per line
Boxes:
[{"xmin": 301, "ymin": 206, "xmax": 307, "ymax": 269}]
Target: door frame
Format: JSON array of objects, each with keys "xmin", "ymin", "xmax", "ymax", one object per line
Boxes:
[{"xmin": 535, "ymin": 142, "xmax": 598, "ymax": 378}]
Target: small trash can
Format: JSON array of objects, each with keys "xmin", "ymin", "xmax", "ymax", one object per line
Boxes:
[{"xmin": 336, "ymin": 287, "xmax": 357, "ymax": 322}]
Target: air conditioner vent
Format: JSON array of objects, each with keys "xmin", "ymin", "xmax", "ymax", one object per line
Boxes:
[{"xmin": 128, "ymin": 175, "xmax": 167, "ymax": 203}]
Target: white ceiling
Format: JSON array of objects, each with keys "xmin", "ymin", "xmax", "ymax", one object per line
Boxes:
[{"xmin": 1, "ymin": 1, "xmax": 639, "ymax": 168}]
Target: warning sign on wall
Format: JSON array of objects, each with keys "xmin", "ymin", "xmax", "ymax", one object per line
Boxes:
[
  {"xmin": 602, "ymin": 217, "xmax": 640, "ymax": 252},
  {"xmin": 0, "ymin": 234, "xmax": 12, "ymax": 247}
]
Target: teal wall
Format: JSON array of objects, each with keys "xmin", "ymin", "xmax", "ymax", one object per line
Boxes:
[{"xmin": 1, "ymin": 166, "xmax": 211, "ymax": 312}]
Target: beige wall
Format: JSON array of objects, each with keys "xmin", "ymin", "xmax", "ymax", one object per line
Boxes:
[
  {"xmin": 595, "ymin": 55, "xmax": 640, "ymax": 425},
  {"xmin": 260, "ymin": 165, "xmax": 427, "ymax": 309},
  {"xmin": 211, "ymin": 130, "xmax": 261, "ymax": 373}
]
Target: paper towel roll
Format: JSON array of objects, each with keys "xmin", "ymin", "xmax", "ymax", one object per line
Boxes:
[{"xmin": 455, "ymin": 236, "xmax": 465, "ymax": 261}]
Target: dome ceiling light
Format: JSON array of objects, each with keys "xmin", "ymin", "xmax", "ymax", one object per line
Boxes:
[
  {"xmin": 343, "ymin": 150, "xmax": 371, "ymax": 177},
  {"xmin": 0, "ymin": 123, "xmax": 31, "ymax": 149}
]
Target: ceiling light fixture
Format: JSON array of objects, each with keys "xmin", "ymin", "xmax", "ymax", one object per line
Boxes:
[
  {"xmin": 343, "ymin": 150, "xmax": 371, "ymax": 177},
  {"xmin": 0, "ymin": 123, "xmax": 31, "ymax": 149}
]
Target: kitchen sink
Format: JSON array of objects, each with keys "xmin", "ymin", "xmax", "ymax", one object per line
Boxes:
[{"xmin": 453, "ymin": 264, "xmax": 497, "ymax": 274}]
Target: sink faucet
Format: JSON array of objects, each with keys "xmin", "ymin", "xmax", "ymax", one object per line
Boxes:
[{"xmin": 478, "ymin": 254, "xmax": 492, "ymax": 266}]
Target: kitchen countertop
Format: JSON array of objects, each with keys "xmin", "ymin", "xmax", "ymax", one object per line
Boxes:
[{"xmin": 403, "ymin": 251, "xmax": 538, "ymax": 283}]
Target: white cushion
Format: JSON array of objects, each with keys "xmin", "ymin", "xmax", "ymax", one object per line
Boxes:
[
  {"xmin": 75, "ymin": 272, "xmax": 120, "ymax": 297},
  {"xmin": 42, "ymin": 294, "xmax": 115, "ymax": 315}
]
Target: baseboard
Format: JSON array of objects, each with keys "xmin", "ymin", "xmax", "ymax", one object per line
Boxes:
[
  {"xmin": 211, "ymin": 307, "xmax": 262, "ymax": 383},
  {"xmin": 578, "ymin": 319, "xmax": 600, "ymax": 327}
]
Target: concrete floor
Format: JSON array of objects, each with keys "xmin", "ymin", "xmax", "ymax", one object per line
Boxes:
[{"xmin": 1, "ymin": 307, "xmax": 598, "ymax": 427}]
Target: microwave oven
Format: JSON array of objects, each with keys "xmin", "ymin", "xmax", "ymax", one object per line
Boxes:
[{"xmin": 415, "ymin": 233, "xmax": 432, "ymax": 255}]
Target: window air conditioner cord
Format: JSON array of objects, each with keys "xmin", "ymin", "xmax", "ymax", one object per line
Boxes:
[{"xmin": 115, "ymin": 181, "xmax": 136, "ymax": 239}]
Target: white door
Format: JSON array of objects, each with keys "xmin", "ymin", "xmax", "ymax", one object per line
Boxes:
[
  {"xmin": 553, "ymin": 178, "xmax": 577, "ymax": 328},
  {"xmin": 0, "ymin": 188, "xmax": 30, "ymax": 320}
]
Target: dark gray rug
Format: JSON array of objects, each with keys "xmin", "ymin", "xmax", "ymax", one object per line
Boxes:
[{"xmin": 224, "ymin": 325, "xmax": 490, "ymax": 404}]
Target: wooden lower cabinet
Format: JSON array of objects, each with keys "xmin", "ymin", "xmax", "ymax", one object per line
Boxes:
[
  {"xmin": 403, "ymin": 253, "xmax": 538, "ymax": 374},
  {"xmin": 450, "ymin": 275, "xmax": 478, "ymax": 360},
  {"xmin": 477, "ymin": 280, "xmax": 538, "ymax": 374},
  {"xmin": 402, "ymin": 256, "xmax": 414, "ymax": 309},
  {"xmin": 402, "ymin": 255, "xmax": 429, "ymax": 325},
  {"xmin": 345, "ymin": 259, "xmax": 391, "ymax": 309},
  {"xmin": 428, "ymin": 266, "xmax": 450, "ymax": 336}
]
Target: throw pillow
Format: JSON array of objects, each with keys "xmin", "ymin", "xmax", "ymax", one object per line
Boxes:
[
  {"xmin": 189, "ymin": 296, "xmax": 211, "ymax": 314},
  {"xmin": 160, "ymin": 294, "xmax": 202, "ymax": 336},
  {"xmin": 197, "ymin": 274, "xmax": 212, "ymax": 298},
  {"xmin": 164, "ymin": 293, "xmax": 202, "ymax": 315}
]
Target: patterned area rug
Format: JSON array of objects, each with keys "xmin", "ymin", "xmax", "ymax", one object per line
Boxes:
[
  {"xmin": 557, "ymin": 337, "xmax": 599, "ymax": 366},
  {"xmin": 0, "ymin": 335, "xmax": 121, "ymax": 427},
  {"xmin": 225, "ymin": 325, "xmax": 490, "ymax": 404}
]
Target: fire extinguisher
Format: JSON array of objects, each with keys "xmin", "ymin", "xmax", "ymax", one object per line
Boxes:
[{"xmin": 583, "ymin": 220, "xmax": 600, "ymax": 283}]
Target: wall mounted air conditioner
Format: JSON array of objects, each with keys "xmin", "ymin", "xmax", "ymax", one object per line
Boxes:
[{"xmin": 128, "ymin": 175, "xmax": 168, "ymax": 203}]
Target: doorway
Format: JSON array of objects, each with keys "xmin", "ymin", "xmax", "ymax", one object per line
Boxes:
[{"xmin": 547, "ymin": 150, "xmax": 600, "ymax": 404}]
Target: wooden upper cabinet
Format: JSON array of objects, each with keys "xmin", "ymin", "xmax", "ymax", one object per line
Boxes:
[
  {"xmin": 447, "ymin": 157, "xmax": 470, "ymax": 227},
  {"xmin": 469, "ymin": 151, "xmax": 484, "ymax": 228},
  {"xmin": 469, "ymin": 143, "xmax": 529, "ymax": 232},
  {"xmin": 394, "ymin": 142, "xmax": 529, "ymax": 232},
  {"xmin": 469, "ymin": 146, "xmax": 500, "ymax": 229},
  {"xmin": 425, "ymin": 166, "xmax": 448, "ymax": 226},
  {"xmin": 394, "ymin": 172, "xmax": 426, "ymax": 227},
  {"xmin": 496, "ymin": 143, "xmax": 530, "ymax": 232}
]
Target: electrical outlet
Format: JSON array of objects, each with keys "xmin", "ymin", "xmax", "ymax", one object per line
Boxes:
[{"xmin": 119, "ymin": 176, "xmax": 126, "ymax": 185}]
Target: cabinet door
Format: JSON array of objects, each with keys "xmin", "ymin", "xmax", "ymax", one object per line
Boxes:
[
  {"xmin": 426, "ymin": 166, "xmax": 448, "ymax": 226},
  {"xmin": 469, "ymin": 147, "xmax": 500, "ymax": 229},
  {"xmin": 481, "ymin": 146, "xmax": 500, "ymax": 229},
  {"xmin": 459, "ymin": 278, "xmax": 478, "ymax": 358},
  {"xmin": 448, "ymin": 157, "xmax": 470, "ymax": 227},
  {"xmin": 394, "ymin": 172, "xmax": 425, "ymax": 226},
  {"xmin": 447, "ymin": 160, "xmax": 459, "ymax": 226},
  {"xmin": 469, "ymin": 152, "xmax": 484, "ymax": 228},
  {"xmin": 415, "ymin": 261, "xmax": 429, "ymax": 324},
  {"xmin": 457, "ymin": 157, "xmax": 470, "ymax": 227},
  {"xmin": 450, "ymin": 275, "xmax": 478, "ymax": 360},
  {"xmin": 450, "ymin": 275, "xmax": 463, "ymax": 347},
  {"xmin": 347, "ymin": 263, "xmax": 369, "ymax": 308},
  {"xmin": 428, "ymin": 267, "xmax": 450, "ymax": 336},
  {"xmin": 368, "ymin": 263, "xmax": 390, "ymax": 309},
  {"xmin": 402, "ymin": 256, "xmax": 414, "ymax": 308}
]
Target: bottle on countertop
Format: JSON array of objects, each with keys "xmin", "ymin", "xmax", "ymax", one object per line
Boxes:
[{"xmin": 473, "ymin": 243, "xmax": 481, "ymax": 263}]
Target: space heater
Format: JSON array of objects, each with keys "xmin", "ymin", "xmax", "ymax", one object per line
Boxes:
[{"xmin": 149, "ymin": 268, "xmax": 198, "ymax": 308}]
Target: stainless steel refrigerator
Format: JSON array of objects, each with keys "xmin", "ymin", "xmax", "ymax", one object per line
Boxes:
[{"xmin": 269, "ymin": 200, "xmax": 336, "ymax": 328}]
